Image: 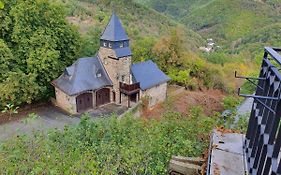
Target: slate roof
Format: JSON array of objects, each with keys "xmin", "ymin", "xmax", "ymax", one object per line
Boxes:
[
  {"xmin": 114, "ymin": 47, "xmax": 132, "ymax": 58},
  {"xmin": 52, "ymin": 56, "xmax": 112, "ymax": 95},
  {"xmin": 100, "ymin": 13, "xmax": 129, "ymax": 41},
  {"xmin": 131, "ymin": 60, "xmax": 171, "ymax": 90}
]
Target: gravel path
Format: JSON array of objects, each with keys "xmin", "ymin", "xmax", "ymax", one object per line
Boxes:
[{"xmin": 0, "ymin": 104, "xmax": 127, "ymax": 141}]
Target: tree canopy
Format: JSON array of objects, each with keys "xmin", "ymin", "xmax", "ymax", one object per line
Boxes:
[{"xmin": 0, "ymin": 0, "xmax": 81, "ymax": 107}]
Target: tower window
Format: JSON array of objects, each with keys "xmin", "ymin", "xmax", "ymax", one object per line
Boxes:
[
  {"xmin": 120, "ymin": 42, "xmax": 124, "ymax": 48},
  {"xmin": 109, "ymin": 42, "xmax": 112, "ymax": 48},
  {"xmin": 103, "ymin": 42, "xmax": 107, "ymax": 47}
]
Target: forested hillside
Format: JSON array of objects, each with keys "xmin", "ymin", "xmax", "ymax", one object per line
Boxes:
[
  {"xmin": 56, "ymin": 0, "xmax": 204, "ymax": 56},
  {"xmin": 135, "ymin": 0, "xmax": 281, "ymax": 56}
]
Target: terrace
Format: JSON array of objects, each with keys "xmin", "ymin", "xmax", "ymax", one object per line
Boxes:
[{"xmin": 207, "ymin": 47, "xmax": 281, "ymax": 175}]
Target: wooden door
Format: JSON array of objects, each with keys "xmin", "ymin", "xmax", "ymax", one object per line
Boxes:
[
  {"xmin": 76, "ymin": 93, "xmax": 93, "ymax": 113},
  {"xmin": 96, "ymin": 88, "xmax": 110, "ymax": 107}
]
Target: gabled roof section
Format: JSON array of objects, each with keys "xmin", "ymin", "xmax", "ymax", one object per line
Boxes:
[
  {"xmin": 100, "ymin": 13, "xmax": 129, "ymax": 41},
  {"xmin": 131, "ymin": 60, "xmax": 171, "ymax": 90},
  {"xmin": 52, "ymin": 56, "xmax": 113, "ymax": 96}
]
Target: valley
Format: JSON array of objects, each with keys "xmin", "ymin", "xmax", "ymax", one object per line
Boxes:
[{"xmin": 0, "ymin": 0, "xmax": 280, "ymax": 174}]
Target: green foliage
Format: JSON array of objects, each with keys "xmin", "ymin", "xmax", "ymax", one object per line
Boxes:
[
  {"xmin": 203, "ymin": 51, "xmax": 230, "ymax": 65},
  {"xmin": 153, "ymin": 29, "xmax": 184, "ymax": 71},
  {"xmin": 233, "ymin": 113, "xmax": 250, "ymax": 133},
  {"xmin": 79, "ymin": 27, "xmax": 102, "ymax": 57},
  {"xmin": 131, "ymin": 37, "xmax": 156, "ymax": 62},
  {"xmin": 222, "ymin": 95, "xmax": 241, "ymax": 110},
  {"xmin": 168, "ymin": 69, "xmax": 190, "ymax": 85},
  {"xmin": 0, "ymin": 112, "xmax": 219, "ymax": 174},
  {"xmin": 0, "ymin": 1, "xmax": 4, "ymax": 9},
  {"xmin": 0, "ymin": 39, "xmax": 14, "ymax": 82},
  {"xmin": 0, "ymin": 0, "xmax": 81, "ymax": 106},
  {"xmin": 1, "ymin": 103, "xmax": 19, "ymax": 117},
  {"xmin": 0, "ymin": 71, "xmax": 40, "ymax": 107}
]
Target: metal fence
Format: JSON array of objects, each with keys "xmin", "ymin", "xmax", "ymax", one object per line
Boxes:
[{"xmin": 238, "ymin": 47, "xmax": 281, "ymax": 175}]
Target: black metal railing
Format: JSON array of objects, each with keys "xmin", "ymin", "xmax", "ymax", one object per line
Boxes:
[{"xmin": 237, "ymin": 47, "xmax": 281, "ymax": 175}]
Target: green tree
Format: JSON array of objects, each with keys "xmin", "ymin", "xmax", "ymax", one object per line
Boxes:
[
  {"xmin": 0, "ymin": 71, "xmax": 40, "ymax": 106},
  {"xmin": 131, "ymin": 37, "xmax": 156, "ymax": 63},
  {"xmin": 152, "ymin": 29, "xmax": 184, "ymax": 71},
  {"xmin": 0, "ymin": 0, "xmax": 81, "ymax": 106},
  {"xmin": 0, "ymin": 39, "xmax": 15, "ymax": 82}
]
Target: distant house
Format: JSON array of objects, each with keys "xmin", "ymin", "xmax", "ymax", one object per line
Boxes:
[{"xmin": 52, "ymin": 13, "xmax": 170, "ymax": 114}]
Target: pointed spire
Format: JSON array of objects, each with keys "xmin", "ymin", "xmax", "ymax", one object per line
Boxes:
[{"xmin": 100, "ymin": 13, "xmax": 129, "ymax": 42}]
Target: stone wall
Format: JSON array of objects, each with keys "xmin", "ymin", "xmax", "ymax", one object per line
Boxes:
[
  {"xmin": 98, "ymin": 47, "xmax": 131, "ymax": 104},
  {"xmin": 141, "ymin": 83, "xmax": 168, "ymax": 108},
  {"xmin": 55, "ymin": 87, "xmax": 77, "ymax": 114}
]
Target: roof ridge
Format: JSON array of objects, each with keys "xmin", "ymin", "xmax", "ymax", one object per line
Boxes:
[
  {"xmin": 96, "ymin": 54, "xmax": 113, "ymax": 85},
  {"xmin": 100, "ymin": 14, "xmax": 113, "ymax": 40},
  {"xmin": 68, "ymin": 59, "xmax": 80, "ymax": 94}
]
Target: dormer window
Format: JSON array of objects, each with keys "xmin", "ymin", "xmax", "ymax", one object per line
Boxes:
[
  {"xmin": 97, "ymin": 73, "xmax": 102, "ymax": 78},
  {"xmin": 120, "ymin": 42, "xmax": 124, "ymax": 48},
  {"xmin": 96, "ymin": 70, "xmax": 102, "ymax": 78}
]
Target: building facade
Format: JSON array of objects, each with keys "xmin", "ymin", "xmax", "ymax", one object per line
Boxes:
[{"xmin": 52, "ymin": 13, "xmax": 170, "ymax": 114}]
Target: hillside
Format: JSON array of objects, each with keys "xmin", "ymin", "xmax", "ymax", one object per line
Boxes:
[
  {"xmin": 181, "ymin": 0, "xmax": 281, "ymax": 43},
  {"xmin": 56, "ymin": 0, "xmax": 204, "ymax": 57},
  {"xmin": 135, "ymin": 0, "xmax": 281, "ymax": 53}
]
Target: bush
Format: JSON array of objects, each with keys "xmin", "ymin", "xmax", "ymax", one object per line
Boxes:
[
  {"xmin": 0, "ymin": 112, "xmax": 219, "ymax": 174},
  {"xmin": 222, "ymin": 95, "xmax": 241, "ymax": 110}
]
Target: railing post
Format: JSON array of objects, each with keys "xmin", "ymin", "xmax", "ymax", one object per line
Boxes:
[{"xmin": 240, "ymin": 47, "xmax": 281, "ymax": 175}]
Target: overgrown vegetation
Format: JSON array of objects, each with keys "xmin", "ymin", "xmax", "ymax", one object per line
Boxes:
[
  {"xmin": 0, "ymin": 110, "xmax": 220, "ymax": 174},
  {"xmin": 0, "ymin": 0, "xmax": 81, "ymax": 107}
]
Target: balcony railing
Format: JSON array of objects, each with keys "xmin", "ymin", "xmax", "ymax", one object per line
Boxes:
[
  {"xmin": 238, "ymin": 47, "xmax": 281, "ymax": 175},
  {"xmin": 119, "ymin": 82, "xmax": 140, "ymax": 95}
]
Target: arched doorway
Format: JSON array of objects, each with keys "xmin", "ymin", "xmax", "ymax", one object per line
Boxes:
[
  {"xmin": 76, "ymin": 93, "xmax": 93, "ymax": 113},
  {"xmin": 96, "ymin": 88, "xmax": 110, "ymax": 107}
]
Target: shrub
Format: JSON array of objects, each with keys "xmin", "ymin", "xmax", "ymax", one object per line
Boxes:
[{"xmin": 0, "ymin": 112, "xmax": 219, "ymax": 174}]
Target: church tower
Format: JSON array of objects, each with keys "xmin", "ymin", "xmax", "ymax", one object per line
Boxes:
[{"xmin": 98, "ymin": 13, "xmax": 133, "ymax": 104}]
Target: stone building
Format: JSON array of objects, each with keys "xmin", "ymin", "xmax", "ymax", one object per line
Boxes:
[{"xmin": 52, "ymin": 13, "xmax": 170, "ymax": 114}]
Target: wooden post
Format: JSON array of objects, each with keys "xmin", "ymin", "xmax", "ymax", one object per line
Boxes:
[
  {"xmin": 119, "ymin": 92, "xmax": 121, "ymax": 104},
  {"xmin": 128, "ymin": 95, "xmax": 130, "ymax": 108}
]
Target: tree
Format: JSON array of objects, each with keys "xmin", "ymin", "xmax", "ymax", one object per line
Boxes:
[
  {"xmin": 152, "ymin": 28, "xmax": 184, "ymax": 71},
  {"xmin": 0, "ymin": 0, "xmax": 81, "ymax": 106},
  {"xmin": 0, "ymin": 39, "xmax": 15, "ymax": 82},
  {"xmin": 131, "ymin": 37, "xmax": 156, "ymax": 63},
  {"xmin": 0, "ymin": 71, "xmax": 40, "ymax": 107}
]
